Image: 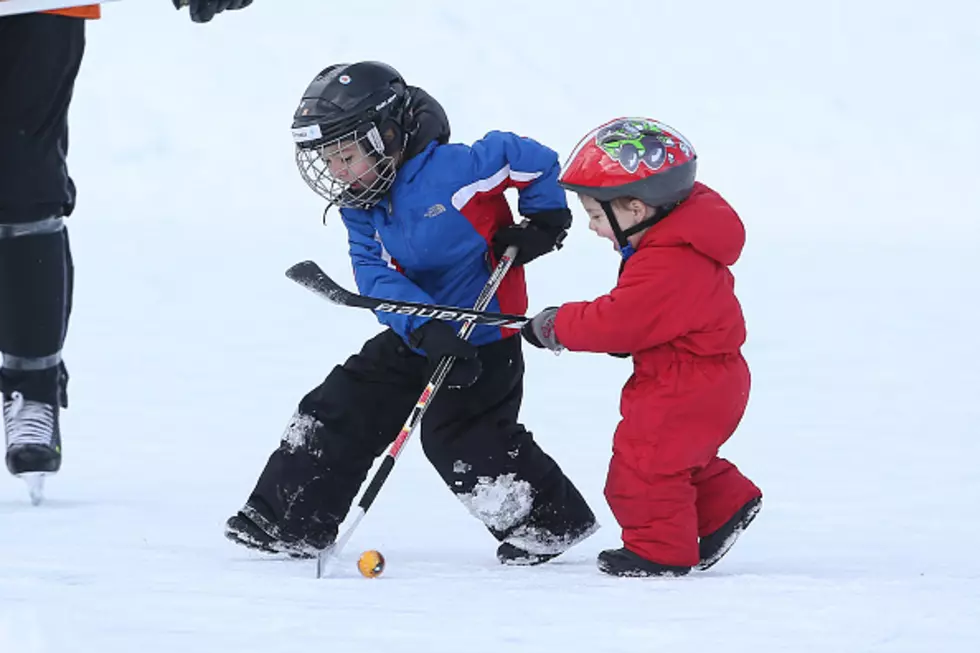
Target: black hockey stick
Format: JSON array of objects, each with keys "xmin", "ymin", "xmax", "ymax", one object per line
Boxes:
[
  {"xmin": 307, "ymin": 245, "xmax": 520, "ymax": 578},
  {"xmin": 285, "ymin": 260, "xmax": 530, "ymax": 329}
]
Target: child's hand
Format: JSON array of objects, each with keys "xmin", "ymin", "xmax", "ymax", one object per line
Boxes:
[
  {"xmin": 521, "ymin": 308, "xmax": 564, "ymax": 352},
  {"xmin": 491, "ymin": 209, "xmax": 571, "ymax": 267},
  {"xmin": 408, "ymin": 321, "xmax": 483, "ymax": 388}
]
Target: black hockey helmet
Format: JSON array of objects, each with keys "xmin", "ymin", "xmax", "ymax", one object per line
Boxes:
[{"xmin": 291, "ymin": 61, "xmax": 410, "ymax": 210}]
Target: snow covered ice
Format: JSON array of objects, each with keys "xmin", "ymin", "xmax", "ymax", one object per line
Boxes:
[{"xmin": 2, "ymin": 1, "xmax": 979, "ymax": 651}]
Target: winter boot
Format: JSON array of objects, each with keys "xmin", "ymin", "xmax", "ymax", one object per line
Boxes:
[
  {"xmin": 597, "ymin": 547, "xmax": 692, "ymax": 578},
  {"xmin": 496, "ymin": 542, "xmax": 562, "ymax": 566},
  {"xmin": 225, "ymin": 509, "xmax": 287, "ymax": 556},
  {"xmin": 224, "ymin": 498, "xmax": 336, "ymax": 559},
  {"xmin": 495, "ymin": 516, "xmax": 599, "ymax": 566},
  {"xmin": 697, "ymin": 495, "xmax": 762, "ymax": 571}
]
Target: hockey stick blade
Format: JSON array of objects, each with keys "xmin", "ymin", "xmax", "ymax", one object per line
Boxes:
[
  {"xmin": 285, "ymin": 260, "xmax": 373, "ymax": 309},
  {"xmin": 285, "ymin": 260, "xmax": 530, "ymax": 328}
]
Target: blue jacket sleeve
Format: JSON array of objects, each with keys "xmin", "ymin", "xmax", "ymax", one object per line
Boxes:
[
  {"xmin": 461, "ymin": 131, "xmax": 569, "ymax": 216},
  {"xmin": 340, "ymin": 210, "xmax": 436, "ymax": 341}
]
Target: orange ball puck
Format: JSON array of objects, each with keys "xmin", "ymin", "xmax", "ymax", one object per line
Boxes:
[{"xmin": 357, "ymin": 550, "xmax": 385, "ymax": 578}]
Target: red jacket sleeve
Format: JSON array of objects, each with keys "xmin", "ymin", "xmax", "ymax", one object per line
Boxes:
[{"xmin": 554, "ymin": 247, "xmax": 712, "ymax": 354}]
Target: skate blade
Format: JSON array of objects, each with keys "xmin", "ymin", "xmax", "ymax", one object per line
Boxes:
[{"xmin": 17, "ymin": 472, "xmax": 46, "ymax": 506}]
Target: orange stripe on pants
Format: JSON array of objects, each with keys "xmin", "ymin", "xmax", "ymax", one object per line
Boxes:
[{"xmin": 44, "ymin": 5, "xmax": 101, "ymax": 19}]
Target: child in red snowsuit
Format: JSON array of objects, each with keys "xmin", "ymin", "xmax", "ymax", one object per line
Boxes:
[{"xmin": 521, "ymin": 118, "xmax": 762, "ymax": 577}]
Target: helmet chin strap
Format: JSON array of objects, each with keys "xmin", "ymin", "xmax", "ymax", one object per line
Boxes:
[
  {"xmin": 599, "ymin": 200, "xmax": 631, "ymax": 253},
  {"xmin": 599, "ymin": 200, "xmax": 676, "ymax": 259}
]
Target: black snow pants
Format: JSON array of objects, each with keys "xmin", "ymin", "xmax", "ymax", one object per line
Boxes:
[{"xmin": 246, "ymin": 329, "xmax": 597, "ymax": 553}]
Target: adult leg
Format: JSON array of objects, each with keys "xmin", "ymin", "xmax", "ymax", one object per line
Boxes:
[{"xmin": 0, "ymin": 13, "xmax": 85, "ymax": 476}]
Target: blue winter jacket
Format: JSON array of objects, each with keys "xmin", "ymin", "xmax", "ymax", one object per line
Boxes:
[{"xmin": 339, "ymin": 130, "xmax": 568, "ymax": 347}]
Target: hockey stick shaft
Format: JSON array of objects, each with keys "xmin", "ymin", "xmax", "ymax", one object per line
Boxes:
[
  {"xmin": 285, "ymin": 260, "xmax": 530, "ymax": 329},
  {"xmin": 315, "ymin": 245, "xmax": 519, "ymax": 577}
]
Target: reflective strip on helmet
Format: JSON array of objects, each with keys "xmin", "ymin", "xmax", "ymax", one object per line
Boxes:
[
  {"xmin": 375, "ymin": 92, "xmax": 398, "ymax": 112},
  {"xmin": 366, "ymin": 125, "xmax": 385, "ymax": 155},
  {"xmin": 292, "ymin": 124, "xmax": 323, "ymax": 144}
]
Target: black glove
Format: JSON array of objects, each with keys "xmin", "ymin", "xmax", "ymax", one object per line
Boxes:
[
  {"xmin": 520, "ymin": 307, "xmax": 563, "ymax": 352},
  {"xmin": 491, "ymin": 208, "xmax": 571, "ymax": 267},
  {"xmin": 408, "ymin": 321, "xmax": 482, "ymax": 389},
  {"xmin": 173, "ymin": 0, "xmax": 254, "ymax": 23}
]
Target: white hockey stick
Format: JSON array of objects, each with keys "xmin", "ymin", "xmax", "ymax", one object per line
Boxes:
[{"xmin": 313, "ymin": 243, "xmax": 520, "ymax": 578}]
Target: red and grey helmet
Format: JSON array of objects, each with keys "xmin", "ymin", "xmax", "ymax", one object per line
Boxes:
[
  {"xmin": 559, "ymin": 117, "xmax": 697, "ymax": 205},
  {"xmin": 559, "ymin": 118, "xmax": 697, "ymax": 252}
]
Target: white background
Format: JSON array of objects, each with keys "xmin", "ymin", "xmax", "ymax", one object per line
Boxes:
[{"xmin": 1, "ymin": 1, "xmax": 979, "ymax": 651}]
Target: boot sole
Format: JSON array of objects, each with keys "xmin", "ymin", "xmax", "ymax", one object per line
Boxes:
[{"xmin": 225, "ymin": 518, "xmax": 319, "ymax": 560}]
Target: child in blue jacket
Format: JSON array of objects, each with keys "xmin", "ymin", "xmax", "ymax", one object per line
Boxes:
[{"xmin": 225, "ymin": 61, "xmax": 597, "ymax": 564}]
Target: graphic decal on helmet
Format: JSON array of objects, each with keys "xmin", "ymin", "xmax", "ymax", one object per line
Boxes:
[{"xmin": 595, "ymin": 118, "xmax": 693, "ymax": 174}]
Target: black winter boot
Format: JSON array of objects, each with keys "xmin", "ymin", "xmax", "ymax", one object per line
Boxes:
[
  {"xmin": 224, "ymin": 499, "xmax": 336, "ymax": 559},
  {"xmin": 597, "ymin": 548, "xmax": 691, "ymax": 578},
  {"xmin": 697, "ymin": 496, "xmax": 762, "ymax": 571},
  {"xmin": 496, "ymin": 542, "xmax": 562, "ymax": 566}
]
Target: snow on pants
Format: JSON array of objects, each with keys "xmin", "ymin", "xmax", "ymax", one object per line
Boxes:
[
  {"xmin": 604, "ymin": 353, "xmax": 762, "ymax": 567},
  {"xmin": 249, "ymin": 329, "xmax": 597, "ymax": 552}
]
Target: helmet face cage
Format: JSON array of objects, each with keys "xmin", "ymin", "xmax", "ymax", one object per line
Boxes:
[{"xmin": 294, "ymin": 123, "xmax": 397, "ymax": 210}]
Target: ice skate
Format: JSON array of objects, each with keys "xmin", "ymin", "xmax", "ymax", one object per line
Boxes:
[{"xmin": 4, "ymin": 391, "xmax": 62, "ymax": 505}]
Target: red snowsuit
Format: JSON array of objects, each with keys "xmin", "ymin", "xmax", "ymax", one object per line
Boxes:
[{"xmin": 554, "ymin": 182, "xmax": 762, "ymax": 567}]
